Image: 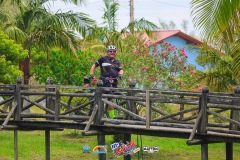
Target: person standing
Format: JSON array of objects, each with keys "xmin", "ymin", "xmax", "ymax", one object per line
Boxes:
[{"xmin": 89, "ymin": 45, "xmax": 124, "ymax": 118}]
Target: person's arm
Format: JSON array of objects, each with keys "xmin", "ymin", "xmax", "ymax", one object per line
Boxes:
[
  {"xmin": 90, "ymin": 64, "xmax": 97, "ymax": 77},
  {"xmin": 118, "ymin": 69, "xmax": 124, "ymax": 79},
  {"xmin": 119, "ymin": 69, "xmax": 124, "ymax": 75}
]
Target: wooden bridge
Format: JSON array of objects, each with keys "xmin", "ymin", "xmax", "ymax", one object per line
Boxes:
[{"xmin": 1, "ymin": 77, "xmax": 240, "ymax": 160}]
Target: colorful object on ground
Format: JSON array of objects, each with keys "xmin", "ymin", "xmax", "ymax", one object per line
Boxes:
[
  {"xmin": 83, "ymin": 145, "xmax": 90, "ymax": 153},
  {"xmin": 92, "ymin": 145, "xmax": 107, "ymax": 154},
  {"xmin": 143, "ymin": 146, "xmax": 159, "ymax": 153},
  {"xmin": 111, "ymin": 141, "xmax": 139, "ymax": 157}
]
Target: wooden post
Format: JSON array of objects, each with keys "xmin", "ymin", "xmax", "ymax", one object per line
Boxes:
[
  {"xmin": 146, "ymin": 90, "xmax": 151, "ymax": 128},
  {"xmin": 14, "ymin": 130, "xmax": 18, "ymax": 160},
  {"xmin": 13, "ymin": 77, "xmax": 22, "ymax": 160},
  {"xmin": 45, "ymin": 130, "xmax": 50, "ymax": 160},
  {"xmin": 123, "ymin": 80, "xmax": 136, "ymax": 160},
  {"xmin": 227, "ymin": 85, "xmax": 240, "ymax": 160},
  {"xmin": 179, "ymin": 94, "xmax": 184, "ymax": 120},
  {"xmin": 94, "ymin": 82, "xmax": 104, "ymax": 125},
  {"xmin": 198, "ymin": 86, "xmax": 209, "ymax": 160},
  {"xmin": 46, "ymin": 77, "xmax": 55, "ymax": 120},
  {"xmin": 45, "ymin": 77, "xmax": 53, "ymax": 160},
  {"xmin": 54, "ymin": 86, "xmax": 60, "ymax": 121},
  {"xmin": 94, "ymin": 81, "xmax": 106, "ymax": 160},
  {"xmin": 15, "ymin": 77, "xmax": 22, "ymax": 120},
  {"xmin": 226, "ymin": 142, "xmax": 233, "ymax": 160},
  {"xmin": 128, "ymin": 80, "xmax": 137, "ymax": 117}
]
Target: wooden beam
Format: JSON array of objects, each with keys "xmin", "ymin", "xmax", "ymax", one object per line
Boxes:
[
  {"xmin": 188, "ymin": 109, "xmax": 203, "ymax": 141},
  {"xmin": 22, "ymin": 95, "xmax": 55, "ymax": 115},
  {"xmin": 84, "ymin": 105, "xmax": 98, "ymax": 132},
  {"xmin": 1, "ymin": 103, "xmax": 17, "ymax": 129},
  {"xmin": 102, "ymin": 98, "xmax": 145, "ymax": 121}
]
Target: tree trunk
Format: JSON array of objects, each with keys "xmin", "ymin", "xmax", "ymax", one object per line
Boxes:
[{"xmin": 19, "ymin": 57, "xmax": 30, "ymax": 85}]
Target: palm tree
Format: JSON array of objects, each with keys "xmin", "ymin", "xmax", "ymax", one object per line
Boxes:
[
  {"xmin": 0, "ymin": 0, "xmax": 95, "ymax": 84},
  {"xmin": 190, "ymin": 0, "xmax": 240, "ymax": 91},
  {"xmin": 84, "ymin": 0, "xmax": 158, "ymax": 52}
]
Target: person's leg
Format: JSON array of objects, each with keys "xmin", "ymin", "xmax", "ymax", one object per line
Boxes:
[
  {"xmin": 107, "ymin": 98, "xmax": 115, "ymax": 119},
  {"xmin": 108, "ymin": 83, "xmax": 118, "ymax": 118}
]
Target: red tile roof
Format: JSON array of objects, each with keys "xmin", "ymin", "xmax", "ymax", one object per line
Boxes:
[{"xmin": 139, "ymin": 30, "xmax": 202, "ymax": 45}]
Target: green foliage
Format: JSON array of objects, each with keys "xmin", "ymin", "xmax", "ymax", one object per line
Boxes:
[
  {"xmin": 190, "ymin": 0, "xmax": 240, "ymax": 92},
  {"xmin": 31, "ymin": 48, "xmax": 101, "ymax": 85},
  {"xmin": 0, "ymin": 30, "xmax": 28, "ymax": 84}
]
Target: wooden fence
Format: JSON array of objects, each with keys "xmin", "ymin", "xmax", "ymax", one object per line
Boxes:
[{"xmin": 1, "ymin": 77, "xmax": 240, "ymax": 160}]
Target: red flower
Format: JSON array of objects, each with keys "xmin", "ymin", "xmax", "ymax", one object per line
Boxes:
[{"xmin": 141, "ymin": 66, "xmax": 147, "ymax": 71}]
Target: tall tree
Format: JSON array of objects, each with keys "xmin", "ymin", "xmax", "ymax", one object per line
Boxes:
[
  {"xmin": 0, "ymin": 30, "xmax": 28, "ymax": 84},
  {"xmin": 190, "ymin": 0, "xmax": 240, "ymax": 91},
  {"xmin": 84, "ymin": 0, "xmax": 158, "ymax": 52},
  {"xmin": 0, "ymin": 0, "xmax": 95, "ymax": 84}
]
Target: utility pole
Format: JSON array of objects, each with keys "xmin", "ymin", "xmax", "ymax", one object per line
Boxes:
[{"xmin": 130, "ymin": 0, "xmax": 134, "ymax": 23}]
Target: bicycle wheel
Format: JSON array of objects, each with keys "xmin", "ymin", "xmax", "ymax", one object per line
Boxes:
[
  {"xmin": 112, "ymin": 92, "xmax": 130, "ymax": 119},
  {"xmin": 67, "ymin": 90, "xmax": 92, "ymax": 116}
]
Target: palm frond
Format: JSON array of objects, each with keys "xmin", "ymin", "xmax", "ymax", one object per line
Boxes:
[{"xmin": 190, "ymin": 0, "xmax": 240, "ymax": 42}]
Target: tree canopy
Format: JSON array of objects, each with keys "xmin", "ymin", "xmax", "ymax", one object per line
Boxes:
[{"xmin": 0, "ymin": 30, "xmax": 28, "ymax": 84}]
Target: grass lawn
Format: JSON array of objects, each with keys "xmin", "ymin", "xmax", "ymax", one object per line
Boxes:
[{"xmin": 1, "ymin": 129, "xmax": 240, "ymax": 160}]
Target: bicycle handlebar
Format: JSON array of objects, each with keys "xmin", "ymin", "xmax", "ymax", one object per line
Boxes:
[{"xmin": 84, "ymin": 76, "xmax": 120, "ymax": 86}]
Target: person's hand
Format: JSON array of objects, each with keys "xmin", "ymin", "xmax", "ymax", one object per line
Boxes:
[
  {"xmin": 118, "ymin": 74, "xmax": 123, "ymax": 80},
  {"xmin": 84, "ymin": 76, "xmax": 90, "ymax": 84},
  {"xmin": 89, "ymin": 74, "xmax": 94, "ymax": 80},
  {"xmin": 84, "ymin": 83, "xmax": 89, "ymax": 87}
]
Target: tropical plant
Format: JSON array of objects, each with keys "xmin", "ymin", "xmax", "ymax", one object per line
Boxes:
[
  {"xmin": 31, "ymin": 48, "xmax": 100, "ymax": 85},
  {"xmin": 0, "ymin": 0, "xmax": 95, "ymax": 84},
  {"xmin": 117, "ymin": 37, "xmax": 192, "ymax": 89},
  {"xmin": 84, "ymin": 0, "xmax": 158, "ymax": 52},
  {"xmin": 190, "ymin": 0, "xmax": 240, "ymax": 91},
  {"xmin": 0, "ymin": 29, "xmax": 28, "ymax": 84}
]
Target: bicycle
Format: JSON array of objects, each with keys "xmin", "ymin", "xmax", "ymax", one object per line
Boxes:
[{"xmin": 67, "ymin": 76, "xmax": 129, "ymax": 120}]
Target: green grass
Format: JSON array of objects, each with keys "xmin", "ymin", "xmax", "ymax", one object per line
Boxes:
[{"xmin": 1, "ymin": 129, "xmax": 240, "ymax": 160}]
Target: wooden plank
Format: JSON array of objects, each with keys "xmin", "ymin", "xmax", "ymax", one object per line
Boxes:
[
  {"xmin": 188, "ymin": 109, "xmax": 203, "ymax": 141},
  {"xmin": 0, "ymin": 96, "xmax": 14, "ymax": 106},
  {"xmin": 207, "ymin": 110, "xmax": 240, "ymax": 128},
  {"xmin": 60, "ymin": 92, "xmax": 94, "ymax": 97},
  {"xmin": 21, "ymin": 91, "xmax": 55, "ymax": 96},
  {"xmin": 20, "ymin": 113, "xmax": 89, "ymax": 120},
  {"xmin": 61, "ymin": 100, "xmax": 94, "ymax": 115},
  {"xmin": 1, "ymin": 103, "xmax": 17, "ymax": 129},
  {"xmin": 208, "ymin": 103, "xmax": 240, "ymax": 110},
  {"xmin": 84, "ymin": 105, "xmax": 98, "ymax": 132},
  {"xmin": 101, "ymin": 118, "xmax": 194, "ymax": 129},
  {"xmin": 152, "ymin": 107, "xmax": 198, "ymax": 122}
]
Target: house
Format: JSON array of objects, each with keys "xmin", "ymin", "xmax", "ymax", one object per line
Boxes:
[{"xmin": 141, "ymin": 30, "xmax": 203, "ymax": 70}]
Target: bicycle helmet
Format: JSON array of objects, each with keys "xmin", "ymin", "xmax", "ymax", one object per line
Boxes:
[{"xmin": 107, "ymin": 45, "xmax": 117, "ymax": 51}]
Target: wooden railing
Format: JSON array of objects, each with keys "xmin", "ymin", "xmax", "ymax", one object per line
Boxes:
[{"xmin": 1, "ymin": 78, "xmax": 240, "ymax": 141}]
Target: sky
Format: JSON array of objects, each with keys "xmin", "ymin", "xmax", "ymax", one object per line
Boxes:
[{"xmin": 47, "ymin": 0, "xmax": 199, "ymax": 36}]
